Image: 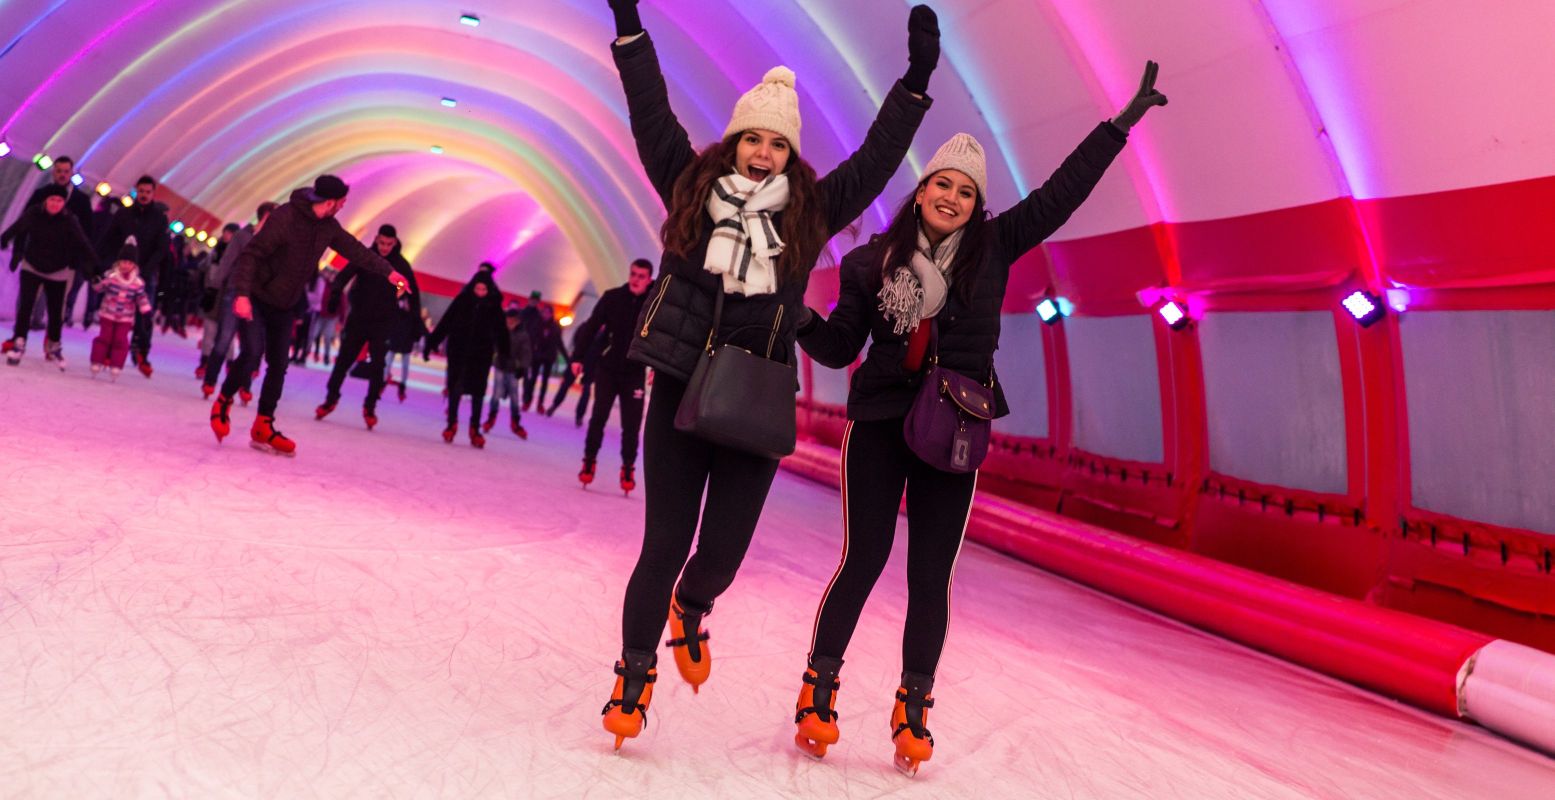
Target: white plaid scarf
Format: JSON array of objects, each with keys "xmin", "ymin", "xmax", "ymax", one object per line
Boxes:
[{"xmin": 704, "ymin": 173, "xmax": 790, "ymax": 296}]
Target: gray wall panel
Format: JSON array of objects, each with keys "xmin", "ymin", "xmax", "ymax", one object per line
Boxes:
[
  {"xmin": 1066, "ymin": 315, "xmax": 1164, "ymax": 463},
  {"xmin": 993, "ymin": 314, "xmax": 1049, "ymax": 439},
  {"xmin": 1199, "ymin": 311, "xmax": 1348, "ymax": 494},
  {"xmin": 1401, "ymin": 310, "xmax": 1555, "ymax": 534}
]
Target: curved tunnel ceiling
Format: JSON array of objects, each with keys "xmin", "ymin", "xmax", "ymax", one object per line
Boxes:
[{"xmin": 2, "ymin": 0, "xmax": 1552, "ymax": 300}]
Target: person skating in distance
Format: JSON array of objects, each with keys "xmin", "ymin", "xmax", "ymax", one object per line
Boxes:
[
  {"xmin": 570, "ymin": 258, "xmax": 654, "ymax": 495},
  {"xmin": 209, "ymin": 175, "xmax": 408, "ymax": 456}
]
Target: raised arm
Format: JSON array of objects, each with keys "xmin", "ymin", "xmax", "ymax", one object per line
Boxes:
[
  {"xmin": 815, "ymin": 6, "xmax": 940, "ymax": 235},
  {"xmin": 609, "ymin": 2, "xmax": 696, "ymax": 207},
  {"xmin": 993, "ymin": 61, "xmax": 1166, "ymax": 261},
  {"xmin": 797, "ymin": 251, "xmax": 876, "ymax": 369}
]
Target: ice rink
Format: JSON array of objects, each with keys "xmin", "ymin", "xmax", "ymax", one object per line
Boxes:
[{"xmin": 2, "ymin": 328, "xmax": 1552, "ymax": 798}]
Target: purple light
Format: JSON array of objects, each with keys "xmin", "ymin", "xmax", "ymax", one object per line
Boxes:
[{"xmin": 1158, "ymin": 301, "xmax": 1187, "ymax": 329}]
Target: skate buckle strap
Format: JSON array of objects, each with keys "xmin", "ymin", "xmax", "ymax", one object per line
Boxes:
[
  {"xmin": 663, "ymin": 630, "xmax": 710, "ymax": 648},
  {"xmin": 894, "ymin": 690, "xmax": 935, "ymax": 743},
  {"xmin": 602, "ymin": 664, "xmax": 658, "ymax": 716},
  {"xmin": 796, "ymin": 670, "xmax": 841, "ymax": 724}
]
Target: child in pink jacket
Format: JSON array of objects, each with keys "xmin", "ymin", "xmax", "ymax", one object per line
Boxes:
[{"xmin": 91, "ymin": 239, "xmax": 153, "ymax": 379}]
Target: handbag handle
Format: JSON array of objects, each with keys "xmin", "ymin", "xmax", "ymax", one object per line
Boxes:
[{"xmin": 702, "ymin": 288, "xmax": 785, "ymax": 360}]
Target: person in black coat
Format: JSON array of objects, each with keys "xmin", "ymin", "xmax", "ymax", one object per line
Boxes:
[
  {"xmin": 317, "ymin": 224, "xmax": 422, "ymax": 429},
  {"xmin": 568, "ymin": 258, "xmax": 653, "ymax": 491},
  {"xmin": 1, "ymin": 185, "xmax": 98, "ymax": 366},
  {"xmin": 521, "ymin": 298, "xmax": 568, "ymax": 411},
  {"xmin": 597, "ymin": 0, "xmax": 938, "ymax": 752},
  {"xmin": 546, "ymin": 322, "xmax": 607, "ymax": 425},
  {"xmin": 12, "ymin": 157, "xmax": 94, "ymax": 330},
  {"xmin": 790, "ymin": 63, "xmax": 1167, "ymax": 773},
  {"xmin": 96, "ymin": 175, "xmax": 172, "ymax": 375},
  {"xmin": 425, "ymin": 272, "xmax": 509, "ymax": 448}
]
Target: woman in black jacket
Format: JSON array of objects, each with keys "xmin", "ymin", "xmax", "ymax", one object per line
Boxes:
[
  {"xmin": 424, "ymin": 273, "xmax": 509, "ymax": 449},
  {"xmin": 788, "ymin": 65, "xmax": 1167, "ymax": 775},
  {"xmin": 2, "ymin": 185, "xmax": 98, "ymax": 367},
  {"xmin": 599, "ymin": 0, "xmax": 940, "ymax": 750}
]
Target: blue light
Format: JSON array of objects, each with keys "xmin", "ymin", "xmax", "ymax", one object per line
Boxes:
[
  {"xmin": 459, "ymin": 14, "xmax": 480, "ymax": 27},
  {"xmin": 170, "ymin": 221, "xmax": 185, "ymax": 234},
  {"xmin": 71, "ymin": 173, "xmax": 84, "ymax": 186},
  {"xmin": 1036, "ymin": 298, "xmax": 1061, "ymax": 324},
  {"xmin": 441, "ymin": 97, "xmax": 458, "ymax": 108}
]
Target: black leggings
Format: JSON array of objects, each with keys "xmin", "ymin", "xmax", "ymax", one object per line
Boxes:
[
  {"xmin": 620, "ymin": 374, "xmax": 781, "ymax": 652},
  {"xmin": 13, "ymin": 272, "xmax": 67, "ymax": 342},
  {"xmin": 809, "ymin": 418, "xmax": 978, "ymax": 677}
]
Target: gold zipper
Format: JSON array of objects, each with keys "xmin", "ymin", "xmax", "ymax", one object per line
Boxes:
[{"xmin": 640, "ymin": 275, "xmax": 673, "ymax": 338}]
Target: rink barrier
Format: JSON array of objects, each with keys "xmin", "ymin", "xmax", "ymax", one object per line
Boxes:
[{"xmin": 780, "ymin": 441, "xmax": 1555, "ymax": 756}]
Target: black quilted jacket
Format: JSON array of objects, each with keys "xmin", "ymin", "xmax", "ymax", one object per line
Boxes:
[
  {"xmin": 797, "ymin": 122, "xmax": 1129, "ymax": 421},
  {"xmin": 612, "ymin": 33, "xmax": 932, "ymax": 381}
]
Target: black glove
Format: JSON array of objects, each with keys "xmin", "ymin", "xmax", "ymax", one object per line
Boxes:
[
  {"xmin": 609, "ymin": 0, "xmax": 643, "ymax": 38},
  {"xmin": 903, "ymin": 5, "xmax": 940, "ymax": 95},
  {"xmin": 1112, "ymin": 61, "xmax": 1168, "ymax": 132}
]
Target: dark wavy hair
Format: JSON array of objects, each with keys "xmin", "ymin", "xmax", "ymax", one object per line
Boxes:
[
  {"xmin": 660, "ymin": 133, "xmax": 826, "ymax": 289},
  {"xmin": 872, "ymin": 176, "xmax": 990, "ymax": 304}
]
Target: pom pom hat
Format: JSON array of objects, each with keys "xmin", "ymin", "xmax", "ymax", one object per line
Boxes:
[{"xmin": 724, "ymin": 66, "xmax": 802, "ymax": 154}]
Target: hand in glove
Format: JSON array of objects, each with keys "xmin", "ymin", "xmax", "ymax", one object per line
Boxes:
[
  {"xmin": 903, "ymin": 5, "xmax": 941, "ymax": 95},
  {"xmin": 609, "ymin": 0, "xmax": 643, "ymax": 39},
  {"xmin": 1111, "ymin": 61, "xmax": 1168, "ymax": 132}
]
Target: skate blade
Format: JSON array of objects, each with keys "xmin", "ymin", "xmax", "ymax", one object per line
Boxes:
[
  {"xmin": 794, "ymin": 734, "xmax": 828, "ymax": 759},
  {"xmin": 894, "ymin": 755, "xmax": 922, "ymax": 777},
  {"xmin": 613, "ymin": 735, "xmax": 626, "ymax": 751},
  {"xmin": 249, "ymin": 441, "xmax": 297, "ymax": 458}
]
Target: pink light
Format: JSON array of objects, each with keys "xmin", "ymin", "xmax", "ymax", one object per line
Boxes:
[{"xmin": 1158, "ymin": 301, "xmax": 1187, "ymax": 329}]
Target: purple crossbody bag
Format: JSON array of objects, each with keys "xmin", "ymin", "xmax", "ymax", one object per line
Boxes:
[{"xmin": 903, "ymin": 320, "xmax": 995, "ymax": 473}]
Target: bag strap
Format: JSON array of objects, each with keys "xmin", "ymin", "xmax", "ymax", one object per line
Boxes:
[
  {"xmin": 704, "ymin": 289, "xmax": 725, "ymax": 354},
  {"xmin": 928, "ymin": 318, "xmax": 941, "ymax": 366},
  {"xmin": 705, "ymin": 288, "xmax": 786, "ymax": 360}
]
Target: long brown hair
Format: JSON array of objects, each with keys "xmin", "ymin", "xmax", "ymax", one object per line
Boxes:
[
  {"xmin": 872, "ymin": 176, "xmax": 990, "ymax": 304},
  {"xmin": 661, "ymin": 133, "xmax": 827, "ymax": 289}
]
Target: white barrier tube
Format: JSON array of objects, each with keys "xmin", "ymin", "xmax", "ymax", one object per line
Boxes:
[{"xmin": 1460, "ymin": 639, "xmax": 1555, "ymax": 755}]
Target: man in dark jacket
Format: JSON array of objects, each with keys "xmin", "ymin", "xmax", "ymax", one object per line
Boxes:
[
  {"xmin": 210, "ymin": 175, "xmax": 406, "ymax": 456},
  {"xmin": 570, "ymin": 258, "xmax": 653, "ymax": 491},
  {"xmin": 96, "ymin": 175, "xmax": 171, "ymax": 375},
  {"xmin": 317, "ymin": 223, "xmax": 422, "ymax": 428}
]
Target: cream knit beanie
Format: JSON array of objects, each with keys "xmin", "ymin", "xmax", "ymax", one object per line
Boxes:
[
  {"xmin": 724, "ymin": 66, "xmax": 802, "ymax": 154},
  {"xmin": 923, "ymin": 133, "xmax": 987, "ymax": 198}
]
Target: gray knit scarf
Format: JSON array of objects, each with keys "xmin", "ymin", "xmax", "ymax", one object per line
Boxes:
[{"xmin": 877, "ymin": 227, "xmax": 962, "ymax": 335}]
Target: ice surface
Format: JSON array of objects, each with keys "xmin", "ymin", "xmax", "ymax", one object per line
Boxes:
[{"xmin": 2, "ymin": 328, "xmax": 1553, "ymax": 798}]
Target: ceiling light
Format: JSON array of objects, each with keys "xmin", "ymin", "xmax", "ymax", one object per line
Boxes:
[{"xmin": 459, "ymin": 14, "xmax": 480, "ymax": 27}]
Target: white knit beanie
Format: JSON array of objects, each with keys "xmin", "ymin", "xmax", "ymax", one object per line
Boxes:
[
  {"xmin": 923, "ymin": 133, "xmax": 987, "ymax": 199},
  {"xmin": 724, "ymin": 66, "xmax": 802, "ymax": 154}
]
